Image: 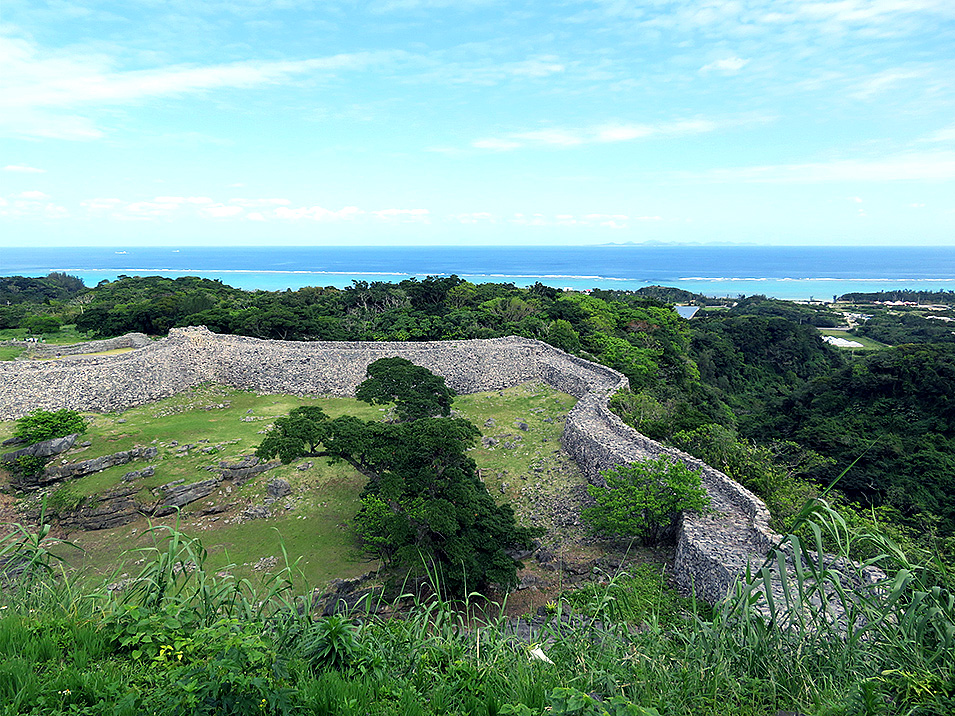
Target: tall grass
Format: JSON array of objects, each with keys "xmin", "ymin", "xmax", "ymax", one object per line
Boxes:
[{"xmin": 1, "ymin": 504, "xmax": 953, "ymax": 715}]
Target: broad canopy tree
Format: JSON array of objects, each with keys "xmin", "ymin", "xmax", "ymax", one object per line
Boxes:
[
  {"xmin": 354, "ymin": 356, "xmax": 455, "ymax": 422},
  {"xmin": 255, "ymin": 360, "xmax": 535, "ymax": 594}
]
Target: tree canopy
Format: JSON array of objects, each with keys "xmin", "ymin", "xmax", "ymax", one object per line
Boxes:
[
  {"xmin": 354, "ymin": 357, "xmax": 455, "ymax": 422},
  {"xmin": 255, "ymin": 367, "xmax": 535, "ymax": 594}
]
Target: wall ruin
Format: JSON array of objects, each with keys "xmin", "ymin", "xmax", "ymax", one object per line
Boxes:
[{"xmin": 0, "ymin": 326, "xmax": 779, "ymax": 605}]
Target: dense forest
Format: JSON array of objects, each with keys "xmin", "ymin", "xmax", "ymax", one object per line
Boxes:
[{"xmin": 4, "ymin": 272, "xmax": 955, "ymax": 563}]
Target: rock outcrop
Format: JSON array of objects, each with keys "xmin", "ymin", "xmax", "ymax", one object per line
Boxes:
[{"xmin": 1, "ymin": 434, "xmax": 78, "ymax": 463}]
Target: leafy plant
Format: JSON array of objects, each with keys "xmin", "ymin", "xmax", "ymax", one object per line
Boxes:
[
  {"xmin": 583, "ymin": 457, "xmax": 709, "ymax": 545},
  {"xmin": 9, "ymin": 454, "xmax": 47, "ymax": 481},
  {"xmin": 12, "ymin": 408, "xmax": 87, "ymax": 445},
  {"xmin": 298, "ymin": 615, "xmax": 360, "ymax": 672},
  {"xmin": 500, "ymin": 687, "xmax": 661, "ymax": 716}
]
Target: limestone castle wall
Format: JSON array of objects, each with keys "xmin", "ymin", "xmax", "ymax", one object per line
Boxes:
[{"xmin": 0, "ymin": 326, "xmax": 776, "ymax": 605}]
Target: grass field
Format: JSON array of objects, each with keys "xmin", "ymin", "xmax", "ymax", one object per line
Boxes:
[{"xmin": 1, "ymin": 382, "xmax": 583, "ymax": 594}]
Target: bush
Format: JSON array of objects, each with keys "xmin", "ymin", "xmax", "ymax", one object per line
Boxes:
[
  {"xmin": 12, "ymin": 409, "xmax": 87, "ymax": 445},
  {"xmin": 583, "ymin": 457, "xmax": 708, "ymax": 545}
]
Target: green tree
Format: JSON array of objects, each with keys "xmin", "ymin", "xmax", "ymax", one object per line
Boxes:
[
  {"xmin": 13, "ymin": 409, "xmax": 87, "ymax": 445},
  {"xmin": 256, "ymin": 387, "xmax": 535, "ymax": 594},
  {"xmin": 583, "ymin": 456, "xmax": 708, "ymax": 545},
  {"xmin": 22, "ymin": 315, "xmax": 62, "ymax": 334},
  {"xmin": 253, "ymin": 406, "xmax": 330, "ymax": 465},
  {"xmin": 545, "ymin": 319, "xmax": 581, "ymax": 353},
  {"xmin": 354, "ymin": 357, "xmax": 455, "ymax": 422}
]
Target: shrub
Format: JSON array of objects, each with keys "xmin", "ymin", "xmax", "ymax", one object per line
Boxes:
[
  {"xmin": 13, "ymin": 409, "xmax": 87, "ymax": 445},
  {"xmin": 583, "ymin": 456, "xmax": 708, "ymax": 545}
]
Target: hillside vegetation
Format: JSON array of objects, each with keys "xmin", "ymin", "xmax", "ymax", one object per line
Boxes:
[
  {"xmin": 5, "ymin": 274, "xmax": 955, "ymax": 569},
  {"xmin": 4, "ymin": 275, "xmax": 955, "ymax": 713}
]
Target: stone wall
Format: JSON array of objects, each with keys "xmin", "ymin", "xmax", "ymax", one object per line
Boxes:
[
  {"xmin": 0, "ymin": 326, "xmax": 776, "ymax": 605},
  {"xmin": 6, "ymin": 332, "xmax": 152, "ymax": 359}
]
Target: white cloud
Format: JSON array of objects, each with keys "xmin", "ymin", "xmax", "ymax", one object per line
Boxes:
[
  {"xmin": 274, "ymin": 205, "xmax": 364, "ymax": 221},
  {"xmin": 4, "ymin": 164, "xmax": 46, "ymax": 173},
  {"xmin": 689, "ymin": 152, "xmax": 955, "ymax": 183},
  {"xmin": 228, "ymin": 198, "xmax": 292, "ymax": 207},
  {"xmin": 923, "ymin": 124, "xmax": 955, "ymax": 143},
  {"xmin": 372, "ymin": 208, "xmax": 430, "ymax": 222},
  {"xmin": 454, "ymin": 212, "xmax": 495, "ymax": 224},
  {"xmin": 427, "ymin": 54, "xmax": 566, "ymax": 86},
  {"xmin": 14, "ymin": 190, "xmax": 50, "ymax": 200},
  {"xmin": 505, "ymin": 211, "xmax": 636, "ymax": 229},
  {"xmin": 154, "ymin": 196, "xmax": 214, "ymax": 204},
  {"xmin": 81, "ymin": 198, "xmax": 123, "ymax": 211},
  {"xmin": 700, "ymin": 56, "xmax": 749, "ymax": 74},
  {"xmin": 200, "ymin": 204, "xmax": 244, "ymax": 218},
  {"xmin": 851, "ymin": 68, "xmax": 925, "ymax": 99},
  {"xmin": 505, "ymin": 57, "xmax": 565, "ymax": 79},
  {"xmin": 473, "ymin": 118, "xmax": 724, "ymax": 151},
  {"xmin": 472, "ymin": 137, "xmax": 523, "ymax": 151},
  {"xmin": 0, "ymin": 33, "xmax": 401, "ymax": 140},
  {"xmin": 125, "ymin": 201, "xmax": 177, "ymax": 217}
]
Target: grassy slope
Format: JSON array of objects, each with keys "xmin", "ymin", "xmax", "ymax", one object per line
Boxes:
[{"xmin": 1, "ymin": 382, "xmax": 583, "ymax": 593}]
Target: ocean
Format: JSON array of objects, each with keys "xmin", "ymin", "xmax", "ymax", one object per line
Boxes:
[{"xmin": 2, "ymin": 245, "xmax": 953, "ymax": 301}]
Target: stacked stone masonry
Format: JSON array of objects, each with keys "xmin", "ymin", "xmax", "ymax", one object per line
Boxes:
[{"xmin": 0, "ymin": 326, "xmax": 781, "ymax": 605}]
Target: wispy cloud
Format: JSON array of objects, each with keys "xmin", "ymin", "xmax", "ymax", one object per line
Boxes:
[
  {"xmin": 473, "ymin": 118, "xmax": 729, "ymax": 151},
  {"xmin": 700, "ymin": 57, "xmax": 748, "ymax": 74},
  {"xmin": 851, "ymin": 68, "xmax": 925, "ymax": 99},
  {"xmin": 4, "ymin": 164, "xmax": 46, "ymax": 173},
  {"xmin": 686, "ymin": 152, "xmax": 955, "ymax": 183},
  {"xmin": 273, "ymin": 206, "xmax": 364, "ymax": 221},
  {"xmin": 0, "ymin": 33, "xmax": 401, "ymax": 140},
  {"xmin": 418, "ymin": 54, "xmax": 566, "ymax": 86},
  {"xmin": 372, "ymin": 208, "xmax": 431, "ymax": 222},
  {"xmin": 14, "ymin": 190, "xmax": 50, "ymax": 200},
  {"xmin": 0, "ymin": 190, "xmax": 68, "ymax": 220},
  {"xmin": 922, "ymin": 124, "xmax": 955, "ymax": 143}
]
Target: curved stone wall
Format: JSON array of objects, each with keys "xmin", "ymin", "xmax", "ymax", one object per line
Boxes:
[{"xmin": 0, "ymin": 326, "xmax": 776, "ymax": 605}]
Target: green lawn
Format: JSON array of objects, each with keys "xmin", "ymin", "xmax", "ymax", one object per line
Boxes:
[{"xmin": 3, "ymin": 382, "xmax": 582, "ymax": 593}]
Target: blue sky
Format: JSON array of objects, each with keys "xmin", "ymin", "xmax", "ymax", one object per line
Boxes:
[{"xmin": 2, "ymin": 0, "xmax": 954, "ymax": 247}]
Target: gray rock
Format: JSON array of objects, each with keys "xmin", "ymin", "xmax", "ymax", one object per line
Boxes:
[
  {"xmin": 264, "ymin": 478, "xmax": 291, "ymax": 505},
  {"xmin": 218, "ymin": 458, "xmax": 278, "ymax": 485},
  {"xmin": 58, "ymin": 484, "xmax": 145, "ymax": 531},
  {"xmin": 240, "ymin": 504, "xmax": 271, "ymax": 521},
  {"xmin": 121, "ymin": 465, "xmax": 155, "ymax": 482},
  {"xmin": 14, "ymin": 445, "xmax": 158, "ymax": 490},
  {"xmin": 1, "ymin": 433, "xmax": 78, "ymax": 463},
  {"xmin": 154, "ymin": 477, "xmax": 221, "ymax": 516}
]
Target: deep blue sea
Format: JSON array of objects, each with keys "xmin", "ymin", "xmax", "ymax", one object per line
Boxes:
[{"xmin": 2, "ymin": 245, "xmax": 953, "ymax": 300}]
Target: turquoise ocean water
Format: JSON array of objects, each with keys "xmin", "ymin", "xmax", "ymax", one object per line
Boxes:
[{"xmin": 2, "ymin": 245, "xmax": 953, "ymax": 300}]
